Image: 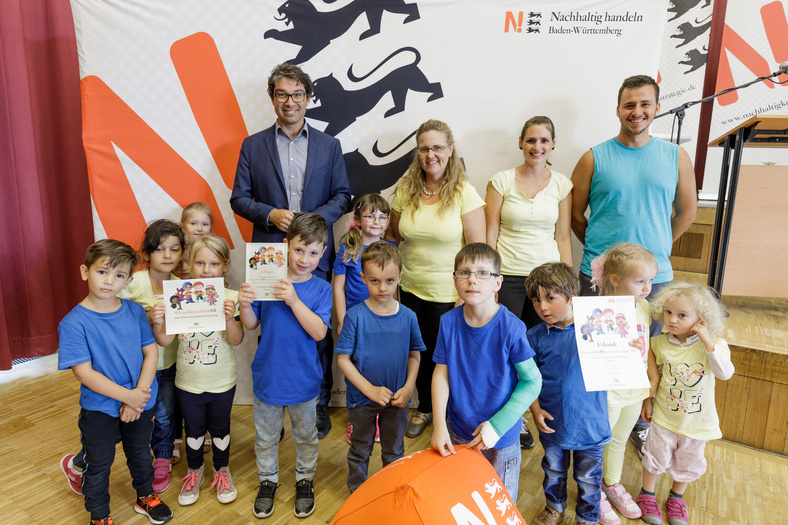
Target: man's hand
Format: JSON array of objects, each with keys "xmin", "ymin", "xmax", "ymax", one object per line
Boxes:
[{"xmin": 269, "ymin": 209, "xmax": 295, "ymax": 232}]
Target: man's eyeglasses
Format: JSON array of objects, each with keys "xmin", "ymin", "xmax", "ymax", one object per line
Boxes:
[
  {"xmin": 417, "ymin": 145, "xmax": 450, "ymax": 155},
  {"xmin": 273, "ymin": 91, "xmax": 308, "ymax": 103},
  {"xmin": 453, "ymin": 270, "xmax": 500, "ymax": 280},
  {"xmin": 360, "ymin": 214, "xmax": 389, "ymax": 223}
]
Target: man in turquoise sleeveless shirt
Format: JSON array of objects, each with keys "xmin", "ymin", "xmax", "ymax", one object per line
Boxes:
[{"xmin": 570, "ymin": 74, "xmax": 696, "ymax": 301}]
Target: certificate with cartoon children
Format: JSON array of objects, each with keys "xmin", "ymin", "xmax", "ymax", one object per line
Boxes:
[
  {"xmin": 163, "ymin": 278, "xmax": 226, "ymax": 335},
  {"xmin": 572, "ymin": 296, "xmax": 650, "ymax": 392},
  {"xmin": 245, "ymin": 242, "xmax": 288, "ymax": 300}
]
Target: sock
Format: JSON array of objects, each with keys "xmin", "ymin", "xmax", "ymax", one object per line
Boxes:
[
  {"xmin": 641, "ymin": 488, "xmax": 656, "ymax": 496},
  {"xmin": 669, "ymin": 490, "xmax": 684, "ymax": 499}
]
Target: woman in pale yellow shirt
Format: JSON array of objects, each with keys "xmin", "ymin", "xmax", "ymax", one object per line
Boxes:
[
  {"xmin": 485, "ymin": 116, "xmax": 573, "ymax": 330},
  {"xmin": 386, "ymin": 119, "xmax": 485, "ymax": 438}
]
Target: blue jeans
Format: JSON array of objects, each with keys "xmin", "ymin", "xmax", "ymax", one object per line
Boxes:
[
  {"xmin": 253, "ymin": 395, "xmax": 318, "ymax": 482},
  {"xmin": 78, "ymin": 408, "xmax": 155, "ymax": 520},
  {"xmin": 151, "ymin": 364, "xmax": 177, "ymax": 459},
  {"xmin": 448, "ymin": 422, "xmax": 521, "ymax": 504},
  {"xmin": 541, "ymin": 441, "xmax": 604, "ymax": 524}
]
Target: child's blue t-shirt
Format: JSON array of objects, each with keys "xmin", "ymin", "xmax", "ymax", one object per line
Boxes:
[
  {"xmin": 334, "ymin": 301, "xmax": 425, "ymax": 407},
  {"xmin": 251, "ymin": 276, "xmax": 332, "ymax": 406},
  {"xmin": 57, "ymin": 300, "xmax": 158, "ymax": 417},
  {"xmin": 332, "ymin": 240, "xmax": 397, "ymax": 310},
  {"xmin": 527, "ymin": 322, "xmax": 611, "ymax": 449},
  {"xmin": 433, "ymin": 304, "xmax": 535, "ymax": 448}
]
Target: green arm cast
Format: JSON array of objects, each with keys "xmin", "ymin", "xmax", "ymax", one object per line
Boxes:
[{"xmin": 489, "ymin": 358, "xmax": 542, "ymax": 438}]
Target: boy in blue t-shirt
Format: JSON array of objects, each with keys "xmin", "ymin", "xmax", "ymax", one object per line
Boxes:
[
  {"xmin": 334, "ymin": 241, "xmax": 425, "ymax": 492},
  {"xmin": 524, "ymin": 262, "xmax": 611, "ymax": 525},
  {"xmin": 239, "ymin": 213, "xmax": 332, "ymax": 520},
  {"xmin": 57, "ymin": 239, "xmax": 173, "ymax": 525},
  {"xmin": 431, "ymin": 243, "xmax": 542, "ymax": 505}
]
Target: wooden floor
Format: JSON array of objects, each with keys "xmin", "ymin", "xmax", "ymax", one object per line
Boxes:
[{"xmin": 1, "ymin": 363, "xmax": 787, "ymax": 525}]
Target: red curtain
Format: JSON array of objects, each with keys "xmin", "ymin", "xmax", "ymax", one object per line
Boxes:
[{"xmin": 0, "ymin": 0, "xmax": 93, "ymax": 369}]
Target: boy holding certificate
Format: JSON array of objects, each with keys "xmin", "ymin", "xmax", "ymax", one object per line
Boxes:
[{"xmin": 524, "ymin": 262, "xmax": 612, "ymax": 525}]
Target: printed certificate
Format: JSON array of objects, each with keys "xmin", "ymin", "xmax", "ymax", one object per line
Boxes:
[
  {"xmin": 246, "ymin": 242, "xmax": 288, "ymax": 300},
  {"xmin": 163, "ymin": 277, "xmax": 225, "ymax": 335},
  {"xmin": 573, "ymin": 295, "xmax": 650, "ymax": 392}
]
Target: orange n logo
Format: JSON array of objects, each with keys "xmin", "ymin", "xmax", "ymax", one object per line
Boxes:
[
  {"xmin": 716, "ymin": 1, "xmax": 788, "ymax": 105},
  {"xmin": 81, "ymin": 32, "xmax": 253, "ymax": 247}
]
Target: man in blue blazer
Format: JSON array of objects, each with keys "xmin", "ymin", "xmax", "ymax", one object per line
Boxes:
[{"xmin": 231, "ymin": 63, "xmax": 351, "ymax": 440}]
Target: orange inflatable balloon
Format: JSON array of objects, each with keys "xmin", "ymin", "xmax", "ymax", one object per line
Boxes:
[{"xmin": 331, "ymin": 445, "xmax": 526, "ymax": 525}]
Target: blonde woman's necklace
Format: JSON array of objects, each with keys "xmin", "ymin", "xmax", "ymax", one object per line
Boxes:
[{"xmin": 422, "ymin": 184, "xmax": 438, "ymax": 196}]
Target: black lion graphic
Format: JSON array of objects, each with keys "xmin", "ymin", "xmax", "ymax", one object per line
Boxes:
[
  {"xmin": 343, "ymin": 131, "xmax": 416, "ymax": 204},
  {"xmin": 307, "ymin": 47, "xmax": 443, "ymax": 136},
  {"xmin": 264, "ymin": 0, "xmax": 420, "ymax": 64}
]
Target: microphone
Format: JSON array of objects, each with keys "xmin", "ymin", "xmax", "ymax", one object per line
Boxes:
[{"xmin": 775, "ymin": 62, "xmax": 788, "ymax": 76}]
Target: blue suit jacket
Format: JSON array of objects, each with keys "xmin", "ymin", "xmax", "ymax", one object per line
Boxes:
[{"xmin": 230, "ymin": 123, "xmax": 351, "ymax": 273}]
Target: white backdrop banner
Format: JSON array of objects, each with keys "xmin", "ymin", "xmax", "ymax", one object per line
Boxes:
[{"xmin": 71, "ymin": 0, "xmax": 668, "ymax": 404}]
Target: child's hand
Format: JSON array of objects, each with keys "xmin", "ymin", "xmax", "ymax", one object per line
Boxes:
[
  {"xmin": 390, "ymin": 385, "xmax": 412, "ymax": 408},
  {"xmin": 274, "ymin": 279, "xmax": 299, "ymax": 306},
  {"xmin": 125, "ymin": 386, "xmax": 151, "ymax": 412},
  {"xmin": 431, "ymin": 426, "xmax": 455, "ymax": 457},
  {"xmin": 151, "ymin": 303, "xmax": 166, "ymax": 326},
  {"xmin": 629, "ymin": 336, "xmax": 645, "ymax": 354},
  {"xmin": 691, "ymin": 321, "xmax": 713, "ymax": 347},
  {"xmin": 238, "ymin": 283, "xmax": 257, "ymax": 307},
  {"xmin": 223, "ymin": 299, "xmax": 236, "ymax": 322},
  {"xmin": 119, "ymin": 403, "xmax": 141, "ymax": 423},
  {"xmin": 641, "ymin": 397, "xmax": 654, "ymax": 422},
  {"xmin": 532, "ymin": 407, "xmax": 555, "ymax": 434},
  {"xmin": 468, "ymin": 423, "xmax": 489, "ymax": 451},
  {"xmin": 365, "ymin": 385, "xmax": 393, "ymax": 407}
]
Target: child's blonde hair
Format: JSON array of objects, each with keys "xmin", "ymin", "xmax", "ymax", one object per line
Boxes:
[
  {"xmin": 590, "ymin": 243, "xmax": 657, "ymax": 295},
  {"xmin": 188, "ymin": 235, "xmax": 231, "ymax": 272},
  {"xmin": 180, "ymin": 202, "xmax": 214, "ymax": 226},
  {"xmin": 341, "ymin": 194, "xmax": 391, "ymax": 263},
  {"xmin": 650, "ymin": 282, "xmax": 727, "ymax": 339}
]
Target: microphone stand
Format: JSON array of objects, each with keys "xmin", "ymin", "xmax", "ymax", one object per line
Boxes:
[{"xmin": 655, "ymin": 67, "xmax": 787, "ymax": 144}]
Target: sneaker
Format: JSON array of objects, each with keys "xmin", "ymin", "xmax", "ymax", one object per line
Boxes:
[
  {"xmin": 90, "ymin": 517, "xmax": 114, "ymax": 525},
  {"xmin": 531, "ymin": 506, "xmax": 564, "ymax": 525},
  {"xmin": 374, "ymin": 415, "xmax": 380, "ymax": 443},
  {"xmin": 602, "ymin": 482, "xmax": 642, "ymax": 518},
  {"xmin": 346, "ymin": 423, "xmax": 353, "ymax": 444},
  {"xmin": 629, "ymin": 426, "xmax": 649, "ymax": 459},
  {"xmin": 171, "ymin": 439, "xmax": 182, "ymax": 464},
  {"xmin": 152, "ymin": 457, "xmax": 171, "ymax": 493},
  {"xmin": 405, "ymin": 411, "xmax": 432, "ymax": 438},
  {"xmin": 253, "ymin": 480, "xmax": 278, "ymax": 518},
  {"xmin": 666, "ymin": 496, "xmax": 689, "ymax": 525},
  {"xmin": 60, "ymin": 454, "xmax": 83, "ymax": 495},
  {"xmin": 635, "ymin": 493, "xmax": 663, "ymax": 525},
  {"xmin": 210, "ymin": 466, "xmax": 237, "ymax": 504},
  {"xmin": 599, "ymin": 491, "xmax": 621, "ymax": 525},
  {"xmin": 293, "ymin": 479, "xmax": 315, "ymax": 518},
  {"xmin": 520, "ymin": 417, "xmax": 535, "ymax": 449},
  {"xmin": 316, "ymin": 404, "xmax": 331, "ymax": 439},
  {"xmin": 134, "ymin": 493, "xmax": 173, "ymax": 524},
  {"xmin": 177, "ymin": 466, "xmax": 204, "ymax": 506}
]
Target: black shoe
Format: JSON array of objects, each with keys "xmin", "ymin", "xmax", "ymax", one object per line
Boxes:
[
  {"xmin": 520, "ymin": 418, "xmax": 535, "ymax": 449},
  {"xmin": 316, "ymin": 404, "xmax": 331, "ymax": 439},
  {"xmin": 133, "ymin": 493, "xmax": 173, "ymax": 524},
  {"xmin": 629, "ymin": 426, "xmax": 649, "ymax": 459},
  {"xmin": 294, "ymin": 479, "xmax": 315, "ymax": 518},
  {"xmin": 253, "ymin": 481, "xmax": 278, "ymax": 518}
]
